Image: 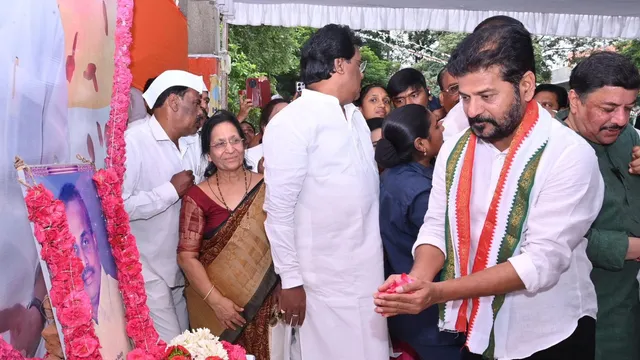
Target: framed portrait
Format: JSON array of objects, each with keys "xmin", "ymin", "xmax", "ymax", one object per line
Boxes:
[{"xmin": 18, "ymin": 163, "xmax": 131, "ymax": 360}]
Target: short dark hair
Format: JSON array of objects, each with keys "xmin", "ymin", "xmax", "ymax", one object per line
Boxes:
[
  {"xmin": 143, "ymin": 77, "xmax": 156, "ymax": 92},
  {"xmin": 353, "ymin": 84, "xmax": 387, "ymax": 107},
  {"xmin": 448, "ymin": 25, "xmax": 535, "ymax": 86},
  {"xmin": 152, "ymin": 86, "xmax": 189, "ymax": 110},
  {"xmin": 259, "ymin": 98, "xmax": 288, "ymax": 132},
  {"xmin": 387, "ymin": 68, "xmax": 427, "ymax": 98},
  {"xmin": 58, "ymin": 183, "xmax": 92, "ymax": 234},
  {"xmin": 374, "ymin": 104, "xmax": 432, "ymax": 168},
  {"xmin": 201, "ymin": 110, "xmax": 251, "ymax": 176},
  {"xmin": 569, "ymin": 52, "xmax": 640, "ymax": 99},
  {"xmin": 367, "ymin": 117, "xmax": 384, "ymax": 132},
  {"xmin": 437, "ymin": 67, "xmax": 447, "ymax": 91},
  {"xmin": 300, "ymin": 24, "xmax": 363, "ymax": 86},
  {"xmin": 474, "ymin": 15, "xmax": 525, "ymax": 32},
  {"xmin": 535, "ymin": 84, "xmax": 569, "ymax": 109}
]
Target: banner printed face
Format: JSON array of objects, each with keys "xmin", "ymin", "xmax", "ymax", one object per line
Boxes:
[{"xmin": 18, "ymin": 164, "xmax": 131, "ymax": 360}]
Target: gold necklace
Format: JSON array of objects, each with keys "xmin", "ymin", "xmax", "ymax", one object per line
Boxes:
[{"xmin": 208, "ymin": 170, "xmax": 249, "ymax": 212}]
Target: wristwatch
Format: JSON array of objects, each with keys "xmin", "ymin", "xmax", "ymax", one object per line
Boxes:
[{"xmin": 28, "ymin": 297, "xmax": 47, "ymax": 322}]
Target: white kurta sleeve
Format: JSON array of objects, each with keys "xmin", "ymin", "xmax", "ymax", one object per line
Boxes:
[
  {"xmin": 413, "ymin": 139, "xmax": 450, "ymax": 258},
  {"xmin": 262, "ymin": 117, "xmax": 309, "ymax": 290},
  {"xmin": 122, "ymin": 135, "xmax": 180, "ymax": 221},
  {"xmin": 508, "ymin": 143, "xmax": 604, "ymax": 292}
]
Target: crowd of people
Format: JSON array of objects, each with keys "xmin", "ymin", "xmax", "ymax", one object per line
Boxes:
[{"xmin": 122, "ymin": 14, "xmax": 640, "ymax": 360}]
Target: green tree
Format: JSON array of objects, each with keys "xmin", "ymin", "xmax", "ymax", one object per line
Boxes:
[
  {"xmin": 617, "ymin": 40, "xmax": 640, "ymax": 68},
  {"xmin": 361, "ymin": 46, "xmax": 400, "ymax": 86}
]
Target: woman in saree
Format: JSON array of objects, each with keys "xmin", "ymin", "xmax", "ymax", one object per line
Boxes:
[{"xmin": 177, "ymin": 111, "xmax": 279, "ymax": 359}]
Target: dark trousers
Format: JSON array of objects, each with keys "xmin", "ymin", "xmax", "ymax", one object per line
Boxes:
[{"xmin": 461, "ymin": 316, "xmax": 595, "ymax": 360}]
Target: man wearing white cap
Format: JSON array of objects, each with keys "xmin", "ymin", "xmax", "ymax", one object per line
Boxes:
[{"xmin": 123, "ymin": 70, "xmax": 206, "ymax": 341}]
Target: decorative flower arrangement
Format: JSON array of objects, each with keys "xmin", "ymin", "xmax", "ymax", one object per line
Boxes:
[
  {"xmin": 164, "ymin": 329, "xmax": 247, "ymax": 360},
  {"xmin": 0, "ymin": 185, "xmax": 102, "ymax": 360},
  {"xmin": 92, "ymin": 0, "xmax": 166, "ymax": 357}
]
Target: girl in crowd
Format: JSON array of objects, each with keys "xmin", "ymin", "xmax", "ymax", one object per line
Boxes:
[
  {"xmin": 375, "ymin": 104, "xmax": 464, "ymax": 360},
  {"xmin": 177, "ymin": 111, "xmax": 279, "ymax": 360},
  {"xmin": 354, "ymin": 84, "xmax": 392, "ymax": 120}
]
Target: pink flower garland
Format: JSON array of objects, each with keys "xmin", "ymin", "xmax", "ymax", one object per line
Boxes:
[
  {"xmin": 0, "ymin": 185, "xmax": 102, "ymax": 360},
  {"xmin": 93, "ymin": 0, "xmax": 166, "ymax": 358}
]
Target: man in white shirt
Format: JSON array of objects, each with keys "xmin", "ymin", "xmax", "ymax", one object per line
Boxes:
[
  {"xmin": 263, "ymin": 24, "xmax": 389, "ymax": 360},
  {"xmin": 375, "ymin": 24, "xmax": 603, "ymax": 360},
  {"xmin": 123, "ymin": 70, "xmax": 206, "ymax": 342}
]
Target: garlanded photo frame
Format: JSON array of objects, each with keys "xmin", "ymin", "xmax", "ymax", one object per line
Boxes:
[
  {"xmin": 0, "ymin": 0, "xmax": 167, "ymax": 358},
  {"xmin": 16, "ymin": 163, "xmax": 132, "ymax": 360}
]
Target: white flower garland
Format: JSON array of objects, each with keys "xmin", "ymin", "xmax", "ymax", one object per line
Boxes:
[{"xmin": 168, "ymin": 328, "xmax": 230, "ymax": 360}]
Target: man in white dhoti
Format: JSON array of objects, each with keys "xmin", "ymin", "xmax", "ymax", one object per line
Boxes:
[
  {"xmin": 123, "ymin": 70, "xmax": 206, "ymax": 341},
  {"xmin": 375, "ymin": 25, "xmax": 604, "ymax": 360},
  {"xmin": 263, "ymin": 24, "xmax": 389, "ymax": 360}
]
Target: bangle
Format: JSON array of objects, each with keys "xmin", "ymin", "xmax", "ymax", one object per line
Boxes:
[{"xmin": 203, "ymin": 285, "xmax": 214, "ymax": 301}]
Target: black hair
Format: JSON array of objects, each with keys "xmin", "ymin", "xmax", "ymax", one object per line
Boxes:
[
  {"xmin": 240, "ymin": 121, "xmax": 256, "ymax": 133},
  {"xmin": 259, "ymin": 98, "xmax": 289, "ymax": 132},
  {"xmin": 569, "ymin": 52, "xmax": 640, "ymax": 100},
  {"xmin": 201, "ymin": 110, "xmax": 251, "ymax": 177},
  {"xmin": 143, "ymin": 77, "xmax": 156, "ymax": 92},
  {"xmin": 300, "ymin": 24, "xmax": 363, "ymax": 86},
  {"xmin": 152, "ymin": 86, "xmax": 189, "ymax": 110},
  {"xmin": 58, "ymin": 183, "xmax": 93, "ymax": 234},
  {"xmin": 534, "ymin": 84, "xmax": 569, "ymax": 109},
  {"xmin": 367, "ymin": 117, "xmax": 384, "ymax": 132},
  {"xmin": 448, "ymin": 25, "xmax": 535, "ymax": 86},
  {"xmin": 387, "ymin": 68, "xmax": 428, "ymax": 98},
  {"xmin": 374, "ymin": 104, "xmax": 432, "ymax": 168},
  {"xmin": 474, "ymin": 15, "xmax": 525, "ymax": 32},
  {"xmin": 353, "ymin": 84, "xmax": 387, "ymax": 107},
  {"xmin": 437, "ymin": 67, "xmax": 447, "ymax": 91}
]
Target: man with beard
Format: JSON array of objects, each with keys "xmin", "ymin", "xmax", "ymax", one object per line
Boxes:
[
  {"xmin": 123, "ymin": 70, "xmax": 206, "ymax": 341},
  {"xmin": 263, "ymin": 24, "xmax": 388, "ymax": 359},
  {"xmin": 563, "ymin": 51, "xmax": 640, "ymax": 360},
  {"xmin": 374, "ymin": 24, "xmax": 604, "ymax": 360},
  {"xmin": 439, "ymin": 16, "xmax": 529, "ymax": 142}
]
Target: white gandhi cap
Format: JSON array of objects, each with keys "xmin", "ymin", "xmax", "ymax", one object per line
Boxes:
[{"xmin": 142, "ymin": 70, "xmax": 207, "ymax": 109}]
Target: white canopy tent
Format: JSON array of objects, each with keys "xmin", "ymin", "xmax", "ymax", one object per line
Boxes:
[{"xmin": 215, "ymin": 0, "xmax": 640, "ymax": 39}]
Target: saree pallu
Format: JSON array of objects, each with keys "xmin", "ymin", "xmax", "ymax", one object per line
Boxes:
[{"xmin": 181, "ymin": 183, "xmax": 278, "ymax": 359}]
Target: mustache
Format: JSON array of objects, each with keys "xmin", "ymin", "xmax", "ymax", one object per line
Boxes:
[
  {"xmin": 469, "ymin": 116, "xmax": 499, "ymax": 127},
  {"xmin": 82, "ymin": 266, "xmax": 95, "ymax": 282},
  {"xmin": 600, "ymin": 124, "xmax": 623, "ymax": 131}
]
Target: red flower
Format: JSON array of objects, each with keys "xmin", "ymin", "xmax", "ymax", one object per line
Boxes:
[
  {"xmin": 127, "ymin": 348, "xmax": 155, "ymax": 360},
  {"xmin": 58, "ymin": 291, "xmax": 93, "ymax": 328},
  {"xmin": 164, "ymin": 345, "xmax": 191, "ymax": 359},
  {"xmin": 222, "ymin": 341, "xmax": 247, "ymax": 360},
  {"xmin": 69, "ymin": 334, "xmax": 100, "ymax": 357},
  {"xmin": 205, "ymin": 357, "xmax": 223, "ymax": 360}
]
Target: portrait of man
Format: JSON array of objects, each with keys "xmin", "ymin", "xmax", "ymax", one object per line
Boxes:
[{"xmin": 58, "ymin": 181, "xmax": 130, "ymax": 360}]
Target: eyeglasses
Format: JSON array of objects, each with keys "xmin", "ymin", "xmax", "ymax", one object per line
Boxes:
[
  {"xmin": 443, "ymin": 84, "xmax": 459, "ymax": 97},
  {"xmin": 210, "ymin": 137, "xmax": 244, "ymax": 150},
  {"xmin": 359, "ymin": 60, "xmax": 368, "ymax": 73}
]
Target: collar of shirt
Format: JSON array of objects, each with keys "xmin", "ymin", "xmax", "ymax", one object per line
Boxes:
[
  {"xmin": 300, "ymin": 89, "xmax": 359, "ymax": 120},
  {"xmin": 148, "ymin": 115, "xmax": 190, "ymax": 157}
]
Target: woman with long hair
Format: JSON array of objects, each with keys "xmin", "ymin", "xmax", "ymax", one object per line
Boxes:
[
  {"xmin": 354, "ymin": 84, "xmax": 391, "ymax": 120},
  {"xmin": 376, "ymin": 105, "xmax": 464, "ymax": 359},
  {"xmin": 177, "ymin": 111, "xmax": 280, "ymax": 359}
]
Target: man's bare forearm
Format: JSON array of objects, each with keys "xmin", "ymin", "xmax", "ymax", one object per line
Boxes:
[
  {"xmin": 433, "ymin": 262, "xmax": 525, "ymax": 304},
  {"xmin": 410, "ymin": 244, "xmax": 445, "ymax": 281}
]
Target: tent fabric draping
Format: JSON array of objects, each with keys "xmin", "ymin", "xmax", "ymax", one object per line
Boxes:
[{"xmin": 221, "ymin": 0, "xmax": 640, "ymax": 39}]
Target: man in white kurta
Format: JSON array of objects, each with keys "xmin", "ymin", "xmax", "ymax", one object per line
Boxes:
[
  {"xmin": 263, "ymin": 24, "xmax": 388, "ymax": 360},
  {"xmin": 123, "ymin": 70, "xmax": 206, "ymax": 342},
  {"xmin": 375, "ymin": 24, "xmax": 603, "ymax": 360}
]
